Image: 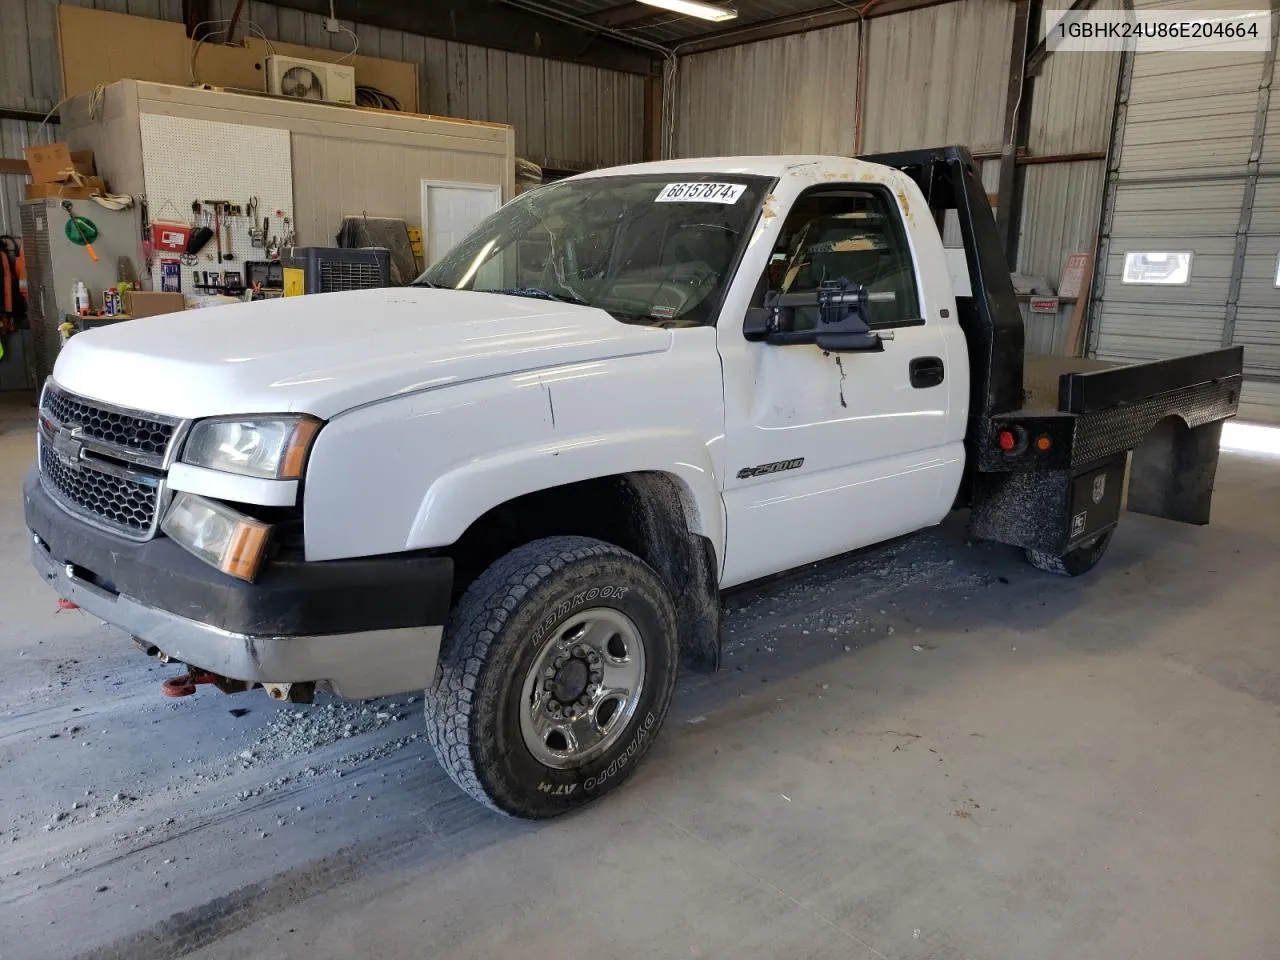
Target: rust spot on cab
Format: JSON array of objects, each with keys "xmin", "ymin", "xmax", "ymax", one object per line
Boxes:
[{"xmin": 897, "ymin": 189, "xmax": 911, "ymax": 220}]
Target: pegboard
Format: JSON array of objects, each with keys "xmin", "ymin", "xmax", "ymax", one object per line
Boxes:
[{"xmin": 139, "ymin": 114, "xmax": 294, "ymax": 296}]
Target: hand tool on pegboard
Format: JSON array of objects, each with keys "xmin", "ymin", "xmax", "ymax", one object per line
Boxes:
[{"xmin": 61, "ymin": 201, "xmax": 99, "ymax": 262}]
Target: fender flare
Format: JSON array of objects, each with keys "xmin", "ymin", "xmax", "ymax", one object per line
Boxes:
[{"xmin": 406, "ymin": 428, "xmax": 726, "ymax": 563}]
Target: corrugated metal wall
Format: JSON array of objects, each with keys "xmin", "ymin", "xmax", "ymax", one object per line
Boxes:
[
  {"xmin": 673, "ymin": 23, "xmax": 861, "ymax": 158},
  {"xmin": 672, "ymin": 0, "xmax": 1122, "ymax": 357},
  {"xmin": 1016, "ymin": 2, "xmax": 1123, "ymax": 354},
  {"xmin": 859, "ymin": 0, "xmax": 1015, "ymax": 154},
  {"xmin": 0, "ymin": 118, "xmax": 54, "ymax": 242},
  {"xmin": 0, "ymin": 0, "xmax": 645, "ymax": 236},
  {"xmin": 674, "ymin": 0, "xmax": 1015, "ymax": 158},
  {"xmin": 1091, "ymin": 0, "xmax": 1279, "ymax": 421}
]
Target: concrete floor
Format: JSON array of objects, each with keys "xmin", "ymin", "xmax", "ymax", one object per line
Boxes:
[{"xmin": 1, "ymin": 393, "xmax": 1277, "ymax": 960}]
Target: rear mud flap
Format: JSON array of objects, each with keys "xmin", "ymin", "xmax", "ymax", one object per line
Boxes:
[{"xmin": 1126, "ymin": 419, "xmax": 1223, "ymax": 526}]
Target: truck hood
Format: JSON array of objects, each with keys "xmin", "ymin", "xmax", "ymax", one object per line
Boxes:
[{"xmin": 52, "ymin": 289, "xmax": 672, "ymax": 419}]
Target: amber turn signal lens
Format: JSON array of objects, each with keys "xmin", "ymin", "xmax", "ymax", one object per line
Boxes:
[
  {"xmin": 280, "ymin": 418, "xmax": 323, "ymax": 480},
  {"xmin": 224, "ymin": 521, "xmax": 271, "ymax": 581},
  {"xmin": 161, "ymin": 492, "xmax": 272, "ymax": 582},
  {"xmin": 1035, "ymin": 434, "xmax": 1052, "ymax": 452}
]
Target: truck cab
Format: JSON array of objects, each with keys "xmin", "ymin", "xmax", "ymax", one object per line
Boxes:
[{"xmin": 26, "ymin": 147, "xmax": 1242, "ymax": 819}]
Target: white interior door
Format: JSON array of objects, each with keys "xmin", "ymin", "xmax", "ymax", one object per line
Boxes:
[{"xmin": 421, "ymin": 181, "xmax": 502, "ymax": 265}]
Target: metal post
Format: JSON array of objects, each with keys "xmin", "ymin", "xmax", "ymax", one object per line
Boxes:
[{"xmin": 995, "ymin": 0, "xmax": 1037, "ymax": 271}]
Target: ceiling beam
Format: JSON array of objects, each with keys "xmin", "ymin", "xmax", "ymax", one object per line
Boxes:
[
  {"xmin": 671, "ymin": 0, "xmax": 957, "ymax": 55},
  {"xmin": 266, "ymin": 0, "xmax": 658, "ymax": 74}
]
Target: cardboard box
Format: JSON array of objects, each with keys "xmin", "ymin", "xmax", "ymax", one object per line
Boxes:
[
  {"xmin": 124, "ymin": 291, "xmax": 186, "ymax": 319},
  {"xmin": 24, "ymin": 143, "xmax": 96, "ymax": 183},
  {"xmin": 57, "ymin": 6, "xmax": 419, "ymax": 113},
  {"xmin": 25, "ymin": 177, "xmax": 105, "ymax": 200}
]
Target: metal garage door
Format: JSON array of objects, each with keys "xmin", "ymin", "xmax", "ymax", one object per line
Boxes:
[{"xmin": 1091, "ymin": 6, "xmax": 1280, "ymax": 422}]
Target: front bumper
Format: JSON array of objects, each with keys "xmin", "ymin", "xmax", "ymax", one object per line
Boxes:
[{"xmin": 25, "ymin": 468, "xmax": 452, "ymax": 699}]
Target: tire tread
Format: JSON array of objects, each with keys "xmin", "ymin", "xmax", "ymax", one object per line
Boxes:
[
  {"xmin": 424, "ymin": 536, "xmax": 664, "ymax": 816},
  {"xmin": 1024, "ymin": 530, "xmax": 1113, "ymax": 577}
]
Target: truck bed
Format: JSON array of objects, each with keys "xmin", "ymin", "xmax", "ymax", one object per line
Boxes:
[
  {"xmin": 1021, "ymin": 354, "xmax": 1116, "ymax": 413},
  {"xmin": 1033, "ymin": 347, "xmax": 1242, "ymax": 421},
  {"xmin": 999, "ymin": 347, "xmax": 1243, "ymax": 471}
]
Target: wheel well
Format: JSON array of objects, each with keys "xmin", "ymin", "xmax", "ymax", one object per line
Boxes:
[{"xmin": 443, "ymin": 472, "xmax": 721, "ymax": 672}]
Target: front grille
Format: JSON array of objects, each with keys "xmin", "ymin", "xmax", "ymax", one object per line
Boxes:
[
  {"xmin": 37, "ymin": 383, "xmax": 182, "ymax": 540},
  {"xmin": 42, "ymin": 384, "xmax": 177, "ymax": 460},
  {"xmin": 39, "ymin": 442, "xmax": 160, "ymax": 537}
]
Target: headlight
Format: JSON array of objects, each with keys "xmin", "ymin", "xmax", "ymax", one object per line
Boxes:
[
  {"xmin": 182, "ymin": 416, "xmax": 321, "ymax": 479},
  {"xmin": 161, "ymin": 493, "xmax": 271, "ymax": 581}
]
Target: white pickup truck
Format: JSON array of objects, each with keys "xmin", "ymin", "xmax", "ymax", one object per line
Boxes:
[{"xmin": 26, "ymin": 146, "xmax": 1242, "ymax": 818}]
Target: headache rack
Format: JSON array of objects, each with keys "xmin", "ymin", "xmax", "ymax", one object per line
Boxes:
[{"xmin": 861, "ymin": 145, "xmax": 1243, "ymax": 557}]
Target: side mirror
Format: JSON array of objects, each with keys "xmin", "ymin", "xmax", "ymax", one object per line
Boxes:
[
  {"xmin": 744, "ymin": 280, "xmax": 885, "ymax": 352},
  {"xmin": 816, "ymin": 328, "xmax": 882, "ymax": 352},
  {"xmin": 743, "ymin": 307, "xmax": 772, "ymax": 341}
]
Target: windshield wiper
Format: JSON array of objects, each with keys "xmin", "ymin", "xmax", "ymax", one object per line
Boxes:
[
  {"xmin": 408, "ymin": 278, "xmax": 442, "ymax": 288},
  {"xmin": 486, "ymin": 287, "xmax": 591, "ymax": 307}
]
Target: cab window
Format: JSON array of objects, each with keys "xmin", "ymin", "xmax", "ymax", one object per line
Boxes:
[{"xmin": 762, "ymin": 188, "xmax": 922, "ymax": 330}]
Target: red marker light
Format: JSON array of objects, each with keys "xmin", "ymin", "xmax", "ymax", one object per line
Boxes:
[{"xmin": 997, "ymin": 430, "xmax": 1016, "ymax": 452}]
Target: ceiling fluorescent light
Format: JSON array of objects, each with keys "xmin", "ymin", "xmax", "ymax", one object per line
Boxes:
[{"xmin": 638, "ymin": 0, "xmax": 738, "ymax": 22}]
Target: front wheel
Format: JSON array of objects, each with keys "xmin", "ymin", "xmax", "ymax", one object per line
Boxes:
[
  {"xmin": 1025, "ymin": 530, "xmax": 1114, "ymax": 576},
  {"xmin": 424, "ymin": 536, "xmax": 678, "ymax": 818}
]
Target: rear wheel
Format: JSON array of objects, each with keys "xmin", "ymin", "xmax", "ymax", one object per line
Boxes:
[
  {"xmin": 1025, "ymin": 530, "xmax": 1114, "ymax": 576},
  {"xmin": 424, "ymin": 536, "xmax": 678, "ymax": 818}
]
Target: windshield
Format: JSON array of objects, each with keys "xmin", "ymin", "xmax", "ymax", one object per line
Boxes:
[{"xmin": 414, "ymin": 174, "xmax": 773, "ymax": 327}]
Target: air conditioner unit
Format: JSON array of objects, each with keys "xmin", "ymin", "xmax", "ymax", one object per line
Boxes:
[
  {"xmin": 280, "ymin": 247, "xmax": 392, "ymax": 295},
  {"xmin": 265, "ymin": 56, "xmax": 355, "ymax": 105}
]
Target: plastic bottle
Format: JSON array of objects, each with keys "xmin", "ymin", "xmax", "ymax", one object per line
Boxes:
[{"xmin": 74, "ymin": 281, "xmax": 89, "ymax": 316}]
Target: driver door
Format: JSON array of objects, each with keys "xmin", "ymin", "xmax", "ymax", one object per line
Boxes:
[{"xmin": 718, "ymin": 185, "xmax": 962, "ymax": 587}]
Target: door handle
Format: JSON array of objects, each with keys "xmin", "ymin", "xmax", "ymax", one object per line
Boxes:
[{"xmin": 909, "ymin": 356, "xmax": 945, "ymax": 388}]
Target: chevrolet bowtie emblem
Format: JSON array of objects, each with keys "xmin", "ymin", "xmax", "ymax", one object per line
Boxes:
[{"xmin": 51, "ymin": 424, "xmax": 85, "ymax": 467}]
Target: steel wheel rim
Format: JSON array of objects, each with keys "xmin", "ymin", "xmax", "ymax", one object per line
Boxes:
[{"xmin": 518, "ymin": 607, "xmax": 647, "ymax": 769}]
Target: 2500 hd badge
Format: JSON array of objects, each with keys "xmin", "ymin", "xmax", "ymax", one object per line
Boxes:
[{"xmin": 736, "ymin": 458, "xmax": 805, "ymax": 480}]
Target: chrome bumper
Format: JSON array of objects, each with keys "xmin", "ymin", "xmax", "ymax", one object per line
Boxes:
[{"xmin": 32, "ymin": 541, "xmax": 443, "ymax": 700}]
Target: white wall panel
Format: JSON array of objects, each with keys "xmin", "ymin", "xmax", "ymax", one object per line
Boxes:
[
  {"xmin": 860, "ymin": 0, "xmax": 1014, "ymax": 154},
  {"xmin": 674, "ymin": 23, "xmax": 861, "ymax": 158},
  {"xmin": 673, "ymin": 0, "xmax": 1015, "ymax": 159},
  {"xmin": 1018, "ymin": 160, "xmax": 1106, "ymax": 281},
  {"xmin": 1028, "ymin": 0, "xmax": 1122, "ymax": 155}
]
